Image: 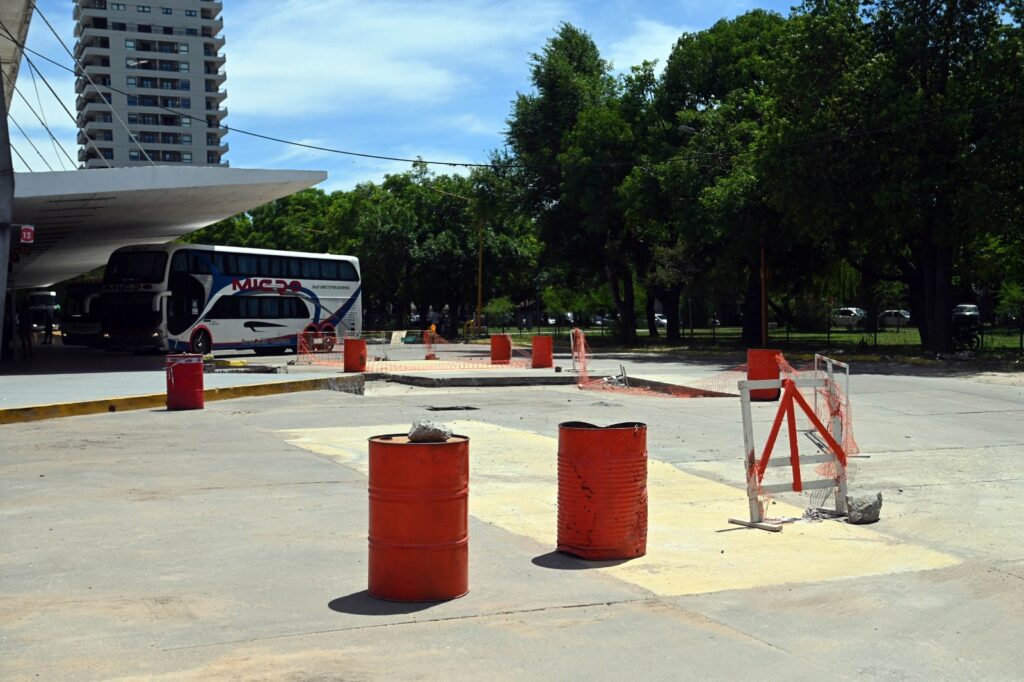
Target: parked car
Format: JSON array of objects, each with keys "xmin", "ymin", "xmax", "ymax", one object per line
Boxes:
[
  {"xmin": 831, "ymin": 307, "xmax": 866, "ymax": 329},
  {"xmin": 653, "ymin": 313, "xmax": 667, "ymax": 328},
  {"xmin": 878, "ymin": 309, "xmax": 912, "ymax": 329},
  {"xmin": 952, "ymin": 304, "xmax": 981, "ymax": 329}
]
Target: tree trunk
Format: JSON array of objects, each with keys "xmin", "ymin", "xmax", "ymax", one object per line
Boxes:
[
  {"xmin": 664, "ymin": 287, "xmax": 682, "ymax": 344},
  {"xmin": 645, "ymin": 292, "xmax": 658, "ymax": 338},
  {"xmin": 741, "ymin": 266, "xmax": 762, "ymax": 347}
]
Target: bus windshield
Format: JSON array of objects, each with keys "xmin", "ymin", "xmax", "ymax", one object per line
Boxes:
[{"xmin": 104, "ymin": 251, "xmax": 169, "ymax": 284}]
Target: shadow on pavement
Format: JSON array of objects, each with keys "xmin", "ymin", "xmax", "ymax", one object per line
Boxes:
[
  {"xmin": 531, "ymin": 550, "xmax": 630, "ymax": 570},
  {"xmin": 328, "ymin": 590, "xmax": 444, "ymax": 616}
]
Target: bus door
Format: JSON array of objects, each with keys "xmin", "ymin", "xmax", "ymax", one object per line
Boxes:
[{"xmin": 167, "ymin": 252, "xmax": 209, "ymax": 337}]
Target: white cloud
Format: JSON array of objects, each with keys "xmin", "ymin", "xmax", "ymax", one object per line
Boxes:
[
  {"xmin": 224, "ymin": 0, "xmax": 566, "ymax": 118},
  {"xmin": 605, "ymin": 18, "xmax": 690, "ymax": 74}
]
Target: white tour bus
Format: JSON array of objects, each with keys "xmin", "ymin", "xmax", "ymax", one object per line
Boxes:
[{"xmin": 97, "ymin": 243, "xmax": 361, "ymax": 354}]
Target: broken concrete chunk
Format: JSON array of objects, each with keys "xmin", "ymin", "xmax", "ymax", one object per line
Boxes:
[
  {"xmin": 408, "ymin": 420, "xmax": 452, "ymax": 443},
  {"xmin": 846, "ymin": 492, "xmax": 883, "ymax": 524}
]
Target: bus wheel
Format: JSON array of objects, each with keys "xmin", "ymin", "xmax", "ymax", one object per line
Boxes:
[{"xmin": 190, "ymin": 329, "xmax": 212, "ymax": 355}]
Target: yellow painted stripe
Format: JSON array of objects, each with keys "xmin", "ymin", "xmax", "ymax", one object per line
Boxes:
[
  {"xmin": 0, "ymin": 376, "xmax": 362, "ymax": 425},
  {"xmin": 284, "ymin": 421, "xmax": 958, "ymax": 597}
]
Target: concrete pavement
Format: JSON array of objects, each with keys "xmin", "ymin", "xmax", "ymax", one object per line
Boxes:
[{"xmin": 1, "ymin": 352, "xmax": 1023, "ymax": 679}]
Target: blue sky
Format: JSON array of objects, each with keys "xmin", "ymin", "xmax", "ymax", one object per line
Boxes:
[{"xmin": 11, "ymin": 0, "xmax": 794, "ymax": 191}]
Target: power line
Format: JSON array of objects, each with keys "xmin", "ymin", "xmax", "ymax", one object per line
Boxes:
[
  {"xmin": 27, "ymin": 54, "xmax": 69, "ymax": 169},
  {"xmin": 1, "ymin": 22, "xmax": 1021, "ymax": 172},
  {"xmin": 0, "ymin": 19, "xmax": 114, "ymax": 169},
  {"xmin": 8, "ymin": 112, "xmax": 53, "ymax": 170},
  {"xmin": 26, "ymin": 5, "xmax": 154, "ymax": 165},
  {"xmin": 12, "ymin": 83, "xmax": 77, "ymax": 168},
  {"xmin": 9, "ymin": 141, "xmax": 34, "ymax": 172}
]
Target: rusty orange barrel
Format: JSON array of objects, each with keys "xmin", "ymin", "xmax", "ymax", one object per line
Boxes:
[
  {"xmin": 490, "ymin": 334, "xmax": 511, "ymax": 364},
  {"xmin": 747, "ymin": 348, "xmax": 782, "ymax": 401},
  {"xmin": 368, "ymin": 434, "xmax": 469, "ymax": 601},
  {"xmin": 165, "ymin": 354, "xmax": 204, "ymax": 410},
  {"xmin": 343, "ymin": 337, "xmax": 367, "ymax": 372},
  {"xmin": 531, "ymin": 335, "xmax": 553, "ymax": 368},
  {"xmin": 557, "ymin": 422, "xmax": 647, "ymax": 560}
]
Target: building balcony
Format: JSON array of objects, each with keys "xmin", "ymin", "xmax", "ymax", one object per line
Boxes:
[
  {"xmin": 80, "ymin": 115, "xmax": 113, "ymax": 130},
  {"xmin": 208, "ymin": 106, "xmax": 228, "ymax": 120},
  {"xmin": 205, "ymin": 88, "xmax": 227, "ymax": 102},
  {"xmin": 203, "ymin": 33, "xmax": 226, "ymax": 50},
  {"xmin": 202, "ymin": 16, "xmax": 224, "ymax": 34}
]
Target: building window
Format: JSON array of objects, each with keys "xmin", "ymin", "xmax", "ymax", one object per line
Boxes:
[
  {"xmin": 182, "ymin": 152, "xmax": 192, "ymax": 163},
  {"xmin": 180, "ymin": 116, "xmax": 191, "ymax": 127},
  {"xmin": 137, "ymin": 5, "xmax": 151, "ymax": 13},
  {"xmin": 101, "ymin": 149, "xmax": 114, "ymax": 160},
  {"xmin": 181, "ymin": 134, "xmax": 192, "ymax": 144},
  {"xmin": 126, "ymin": 76, "xmax": 137, "ymax": 87},
  {"xmin": 111, "ymin": 3, "xmax": 126, "ymax": 9},
  {"xmin": 124, "ymin": 39, "xmax": 135, "ymax": 50},
  {"xmin": 178, "ymin": 44, "xmax": 188, "ymax": 54},
  {"xmin": 180, "ymin": 98, "xmax": 191, "ymax": 108},
  {"xmin": 161, "ymin": 7, "xmax": 172, "ymax": 14},
  {"xmin": 185, "ymin": 9, "xmax": 197, "ymax": 16},
  {"xmin": 207, "ymin": 152, "xmax": 217, "ymax": 163},
  {"xmin": 127, "ymin": 95, "xmax": 138, "ymax": 105},
  {"xmin": 129, "ymin": 150, "xmax": 141, "ymax": 161},
  {"xmin": 179, "ymin": 80, "xmax": 190, "ymax": 90},
  {"xmin": 137, "ymin": 24, "xmax": 152, "ymax": 32},
  {"xmin": 179, "ymin": 63, "xmax": 189, "ymax": 72},
  {"xmin": 111, "ymin": 21, "xmax": 126, "ymax": 30},
  {"xmin": 185, "ymin": 28, "xmax": 198, "ymax": 36}
]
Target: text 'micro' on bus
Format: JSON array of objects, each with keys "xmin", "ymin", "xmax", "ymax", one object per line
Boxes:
[{"xmin": 97, "ymin": 243, "xmax": 361, "ymax": 355}]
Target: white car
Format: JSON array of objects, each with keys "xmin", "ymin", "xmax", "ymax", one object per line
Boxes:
[
  {"xmin": 653, "ymin": 314, "xmax": 667, "ymax": 328},
  {"xmin": 878, "ymin": 309, "xmax": 911, "ymax": 328},
  {"xmin": 831, "ymin": 307, "xmax": 866, "ymax": 329}
]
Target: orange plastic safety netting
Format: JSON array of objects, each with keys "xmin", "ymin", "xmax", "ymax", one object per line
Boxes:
[{"xmin": 296, "ymin": 330, "xmax": 534, "ymax": 372}]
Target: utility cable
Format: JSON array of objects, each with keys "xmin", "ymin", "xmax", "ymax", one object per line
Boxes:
[
  {"xmin": 27, "ymin": 56, "xmax": 69, "ymax": 169},
  {"xmin": 12, "ymin": 83, "xmax": 77, "ymax": 168},
  {"xmin": 2, "ymin": 22, "xmax": 1021, "ymax": 172},
  {"xmin": 20, "ymin": 5, "xmax": 154, "ymax": 165},
  {"xmin": 8, "ymin": 112, "xmax": 53, "ymax": 170},
  {"xmin": 9, "ymin": 141, "xmax": 34, "ymax": 172},
  {"xmin": 0, "ymin": 20, "xmax": 113, "ymax": 169}
]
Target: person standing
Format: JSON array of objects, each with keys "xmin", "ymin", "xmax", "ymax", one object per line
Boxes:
[
  {"xmin": 42, "ymin": 307, "xmax": 54, "ymax": 345},
  {"xmin": 17, "ymin": 300, "xmax": 33, "ymax": 359}
]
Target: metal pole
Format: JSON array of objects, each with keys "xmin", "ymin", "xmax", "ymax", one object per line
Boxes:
[
  {"xmin": 760, "ymin": 237, "xmax": 768, "ymax": 347},
  {"xmin": 475, "ymin": 218, "xmax": 483, "ymax": 336},
  {"xmin": 0, "ymin": 58, "xmax": 16, "ymax": 365}
]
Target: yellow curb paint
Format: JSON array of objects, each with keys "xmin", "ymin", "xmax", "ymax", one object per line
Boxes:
[
  {"xmin": 283, "ymin": 421, "xmax": 959, "ymax": 597},
  {"xmin": 0, "ymin": 376, "xmax": 362, "ymax": 425}
]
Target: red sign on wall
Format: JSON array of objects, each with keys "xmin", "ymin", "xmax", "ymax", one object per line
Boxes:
[{"xmin": 19, "ymin": 225, "xmax": 35, "ymax": 244}]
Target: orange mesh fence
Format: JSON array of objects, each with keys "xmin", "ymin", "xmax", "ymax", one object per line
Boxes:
[
  {"xmin": 571, "ymin": 328, "xmax": 741, "ymax": 399},
  {"xmin": 296, "ymin": 331, "xmax": 534, "ymax": 372}
]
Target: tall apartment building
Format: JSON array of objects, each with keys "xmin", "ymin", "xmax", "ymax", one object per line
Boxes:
[{"xmin": 74, "ymin": 0, "xmax": 228, "ymax": 168}]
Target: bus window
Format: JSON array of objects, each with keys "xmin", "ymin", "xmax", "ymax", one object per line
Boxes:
[
  {"xmin": 301, "ymin": 259, "xmax": 319, "ymax": 279},
  {"xmin": 337, "ymin": 261, "xmax": 359, "ymax": 281},
  {"xmin": 187, "ymin": 250, "xmax": 212, "ymax": 274},
  {"xmin": 238, "ymin": 254, "xmax": 258, "ymax": 274},
  {"xmin": 104, "ymin": 251, "xmax": 168, "ymax": 284},
  {"xmin": 320, "ymin": 261, "xmax": 337, "ymax": 280},
  {"xmin": 171, "ymin": 252, "xmax": 189, "ymax": 273},
  {"xmin": 287, "ymin": 258, "xmax": 302, "ymax": 278}
]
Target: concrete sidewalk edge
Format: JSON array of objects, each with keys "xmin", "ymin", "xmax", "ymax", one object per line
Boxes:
[{"xmin": 0, "ymin": 376, "xmax": 364, "ymax": 425}]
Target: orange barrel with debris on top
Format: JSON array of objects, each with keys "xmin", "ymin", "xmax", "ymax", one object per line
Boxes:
[
  {"xmin": 165, "ymin": 353, "xmax": 205, "ymax": 410},
  {"xmin": 531, "ymin": 335, "xmax": 553, "ymax": 368},
  {"xmin": 557, "ymin": 422, "xmax": 647, "ymax": 560},
  {"xmin": 490, "ymin": 334, "xmax": 512, "ymax": 365},
  {"xmin": 343, "ymin": 337, "xmax": 367, "ymax": 372},
  {"xmin": 368, "ymin": 434, "xmax": 469, "ymax": 602},
  {"xmin": 747, "ymin": 348, "xmax": 782, "ymax": 401}
]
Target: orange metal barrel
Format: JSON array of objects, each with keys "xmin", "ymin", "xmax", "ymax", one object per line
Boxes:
[
  {"xmin": 747, "ymin": 348, "xmax": 782, "ymax": 401},
  {"xmin": 368, "ymin": 434, "xmax": 469, "ymax": 601},
  {"xmin": 165, "ymin": 354, "xmax": 204, "ymax": 410},
  {"xmin": 343, "ymin": 337, "xmax": 367, "ymax": 372},
  {"xmin": 531, "ymin": 335, "xmax": 553, "ymax": 368},
  {"xmin": 557, "ymin": 422, "xmax": 647, "ymax": 560},
  {"xmin": 490, "ymin": 334, "xmax": 511, "ymax": 364}
]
